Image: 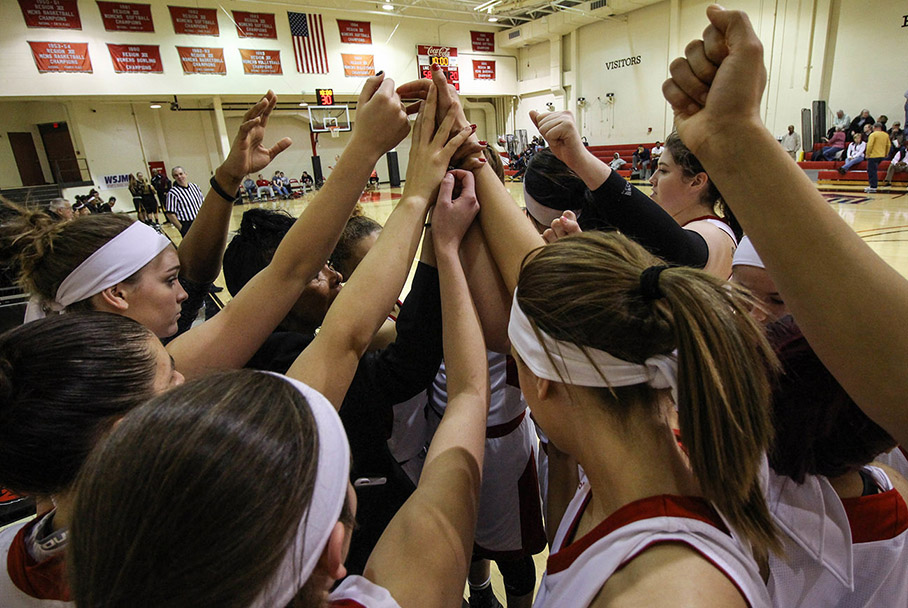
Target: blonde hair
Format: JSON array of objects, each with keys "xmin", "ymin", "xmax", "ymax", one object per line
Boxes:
[{"xmin": 516, "ymin": 231, "xmax": 780, "ymax": 556}]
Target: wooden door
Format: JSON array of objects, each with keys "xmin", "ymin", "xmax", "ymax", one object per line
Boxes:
[
  {"xmin": 38, "ymin": 122, "xmax": 81, "ymax": 183},
  {"xmin": 7, "ymin": 132, "xmax": 46, "ymax": 186}
]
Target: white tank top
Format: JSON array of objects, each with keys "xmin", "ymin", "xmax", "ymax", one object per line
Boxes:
[
  {"xmin": 430, "ymin": 351, "xmax": 527, "ymax": 426},
  {"xmin": 534, "ymin": 479, "xmax": 770, "ymax": 608},
  {"xmin": 0, "ymin": 517, "xmax": 73, "ymax": 607},
  {"xmin": 767, "ymin": 465, "xmax": 908, "ymax": 607}
]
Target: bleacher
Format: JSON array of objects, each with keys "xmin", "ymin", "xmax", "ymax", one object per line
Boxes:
[
  {"xmin": 798, "ymin": 143, "xmax": 906, "ymax": 186},
  {"xmin": 505, "ymin": 143, "xmax": 647, "ymax": 180},
  {"xmin": 504, "ymin": 141, "xmax": 905, "ymax": 188}
]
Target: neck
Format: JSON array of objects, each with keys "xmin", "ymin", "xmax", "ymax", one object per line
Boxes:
[
  {"xmin": 827, "ymin": 470, "xmax": 865, "ymax": 499},
  {"xmin": 561, "ymin": 391, "xmax": 699, "ymax": 523},
  {"xmin": 673, "ymin": 201, "xmax": 715, "ymax": 226},
  {"xmin": 48, "ymin": 492, "xmax": 73, "ymax": 531}
]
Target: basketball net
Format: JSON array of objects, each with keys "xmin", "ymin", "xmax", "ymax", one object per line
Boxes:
[{"xmin": 329, "ymin": 126, "xmax": 340, "ymax": 139}]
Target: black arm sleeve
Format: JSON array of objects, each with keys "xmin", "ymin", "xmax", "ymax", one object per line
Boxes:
[
  {"xmin": 586, "ymin": 170, "xmax": 710, "ymax": 268},
  {"xmin": 343, "ymin": 262, "xmax": 443, "ymax": 440}
]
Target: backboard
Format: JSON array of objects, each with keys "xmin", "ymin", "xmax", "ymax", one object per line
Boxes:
[{"xmin": 308, "ymin": 105, "xmax": 351, "ymax": 133}]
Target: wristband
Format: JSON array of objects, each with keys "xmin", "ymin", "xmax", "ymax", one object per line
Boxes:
[{"xmin": 209, "ymin": 175, "xmax": 241, "ymax": 203}]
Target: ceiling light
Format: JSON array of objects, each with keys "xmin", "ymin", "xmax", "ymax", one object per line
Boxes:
[
  {"xmin": 298, "ymin": 101, "xmax": 308, "ymax": 107},
  {"xmin": 382, "ymin": 3, "xmax": 394, "ymax": 10},
  {"xmin": 149, "ymin": 103, "xmax": 162, "ymax": 109},
  {"xmin": 488, "ymin": 16, "xmax": 498, "ymax": 22}
]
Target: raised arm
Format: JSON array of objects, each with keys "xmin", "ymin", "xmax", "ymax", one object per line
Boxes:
[
  {"xmin": 663, "ymin": 4, "xmax": 908, "ymax": 445},
  {"xmin": 399, "ymin": 70, "xmax": 543, "ymax": 294},
  {"xmin": 364, "ymin": 170, "xmax": 490, "ymax": 608},
  {"xmin": 169, "ymin": 75, "xmax": 411, "ymax": 378},
  {"xmin": 177, "ymin": 91, "xmax": 291, "ymax": 284},
  {"xmin": 531, "ymin": 111, "xmax": 712, "ymax": 270},
  {"xmin": 288, "ymin": 86, "xmax": 473, "ymax": 407}
]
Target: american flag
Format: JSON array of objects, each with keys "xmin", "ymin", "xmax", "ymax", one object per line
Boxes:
[{"xmin": 288, "ymin": 12, "xmax": 328, "ymax": 74}]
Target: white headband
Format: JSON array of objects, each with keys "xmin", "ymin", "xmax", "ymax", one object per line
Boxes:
[
  {"xmin": 731, "ymin": 236, "xmax": 765, "ymax": 269},
  {"xmin": 23, "ymin": 221, "xmax": 172, "ymax": 323},
  {"xmin": 523, "ymin": 184, "xmax": 581, "ymax": 227},
  {"xmin": 508, "ymin": 292, "xmax": 678, "ymax": 402},
  {"xmin": 250, "ymin": 373, "xmax": 351, "ymax": 608}
]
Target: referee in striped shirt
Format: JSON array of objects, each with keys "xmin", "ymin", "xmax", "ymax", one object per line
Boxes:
[{"xmin": 165, "ymin": 166, "xmax": 204, "ymax": 237}]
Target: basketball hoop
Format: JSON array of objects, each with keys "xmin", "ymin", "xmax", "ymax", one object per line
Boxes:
[{"xmin": 329, "ymin": 126, "xmax": 340, "ymax": 139}]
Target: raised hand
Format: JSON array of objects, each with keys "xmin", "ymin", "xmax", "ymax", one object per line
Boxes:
[
  {"xmin": 218, "ymin": 90, "xmax": 292, "ymax": 183},
  {"xmin": 398, "ymin": 67, "xmax": 484, "ymax": 170},
  {"xmin": 433, "ymin": 170, "xmax": 480, "ymax": 251},
  {"xmin": 541, "ymin": 210, "xmax": 582, "ymax": 244},
  {"xmin": 403, "ymin": 84, "xmax": 474, "ymax": 202},
  {"xmin": 662, "ymin": 4, "xmax": 766, "ymax": 155},
  {"xmin": 350, "ymin": 73, "xmax": 412, "ymax": 160},
  {"xmin": 530, "ymin": 110, "xmax": 586, "ymax": 167}
]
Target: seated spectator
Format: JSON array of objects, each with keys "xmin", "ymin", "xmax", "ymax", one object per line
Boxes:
[
  {"xmin": 651, "ymin": 140, "xmax": 664, "ymax": 163},
  {"xmin": 242, "ymin": 175, "xmax": 256, "ymax": 200},
  {"xmin": 608, "ymin": 152, "xmax": 626, "ymax": 170},
  {"xmin": 47, "ymin": 197, "xmax": 73, "ymax": 220},
  {"xmin": 813, "ymin": 126, "xmax": 846, "ymax": 160},
  {"xmin": 271, "ymin": 171, "xmax": 291, "ymax": 198},
  {"xmin": 879, "ymin": 114, "xmax": 889, "ymax": 133},
  {"xmin": 828, "ymin": 109, "xmax": 851, "ymax": 139},
  {"xmin": 632, "ymin": 145, "xmax": 651, "ymax": 178},
  {"xmin": 884, "ymin": 143, "xmax": 908, "ymax": 186},
  {"xmin": 838, "ymin": 133, "xmax": 866, "ymax": 174},
  {"xmin": 861, "ymin": 123, "xmax": 873, "ymax": 143},
  {"xmin": 300, "ymin": 171, "xmax": 314, "ymax": 187},
  {"xmin": 850, "ymin": 109, "xmax": 875, "ymax": 138},
  {"xmin": 95, "ymin": 197, "xmax": 114, "ymax": 214},
  {"xmin": 255, "ymin": 173, "xmax": 275, "ymax": 199},
  {"xmin": 889, "ymin": 121, "xmax": 904, "ymax": 141}
]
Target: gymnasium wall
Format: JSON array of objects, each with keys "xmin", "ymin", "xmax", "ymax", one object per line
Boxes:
[
  {"xmin": 0, "ymin": 0, "xmax": 515, "ymax": 190},
  {"xmin": 3, "ymin": 0, "xmax": 906, "ymax": 191},
  {"xmin": 514, "ymin": 0, "xmax": 906, "ymax": 145}
]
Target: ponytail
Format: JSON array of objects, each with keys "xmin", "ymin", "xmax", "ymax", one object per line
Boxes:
[
  {"xmin": 660, "ymin": 268, "xmax": 780, "ymax": 557},
  {"xmin": 517, "ymin": 230, "xmax": 780, "ymax": 557}
]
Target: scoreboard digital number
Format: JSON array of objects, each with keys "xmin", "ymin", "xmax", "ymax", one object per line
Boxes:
[
  {"xmin": 430, "ymin": 56, "xmax": 449, "ymax": 67},
  {"xmin": 316, "ymin": 89, "xmax": 335, "ymax": 106}
]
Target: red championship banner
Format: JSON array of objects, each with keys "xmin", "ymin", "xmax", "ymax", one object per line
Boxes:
[
  {"xmin": 97, "ymin": 2, "xmax": 154, "ymax": 32},
  {"xmin": 28, "ymin": 41, "xmax": 92, "ymax": 73},
  {"xmin": 417, "ymin": 45, "xmax": 459, "ymax": 91},
  {"xmin": 233, "ymin": 11, "xmax": 276, "ymax": 39},
  {"xmin": 238, "ymin": 49, "xmax": 282, "ymax": 74},
  {"xmin": 18, "ymin": 0, "xmax": 82, "ymax": 30},
  {"xmin": 169, "ymin": 6, "xmax": 219, "ymax": 36},
  {"xmin": 341, "ymin": 53, "xmax": 374, "ymax": 77},
  {"xmin": 472, "ymin": 59, "xmax": 495, "ymax": 80},
  {"xmin": 107, "ymin": 43, "xmax": 162, "ymax": 73},
  {"xmin": 470, "ymin": 31, "xmax": 495, "ymax": 53},
  {"xmin": 338, "ymin": 20, "xmax": 371, "ymax": 44},
  {"xmin": 177, "ymin": 47, "xmax": 225, "ymax": 75}
]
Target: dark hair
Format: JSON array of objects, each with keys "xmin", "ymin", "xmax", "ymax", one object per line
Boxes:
[
  {"xmin": 70, "ymin": 370, "xmax": 321, "ymax": 608},
  {"xmin": 0, "ymin": 199, "xmax": 136, "ymax": 310},
  {"xmin": 524, "ymin": 148, "xmax": 593, "ymax": 215},
  {"xmin": 0, "ymin": 312, "xmax": 157, "ymax": 495},
  {"xmin": 482, "ymin": 145, "xmax": 505, "ymax": 183},
  {"xmin": 766, "ymin": 316, "xmax": 896, "ymax": 482},
  {"xmin": 223, "ymin": 208, "xmax": 296, "ymax": 296},
  {"xmin": 663, "ymin": 133, "xmax": 743, "ymax": 241},
  {"xmin": 329, "ymin": 214, "xmax": 382, "ymax": 281},
  {"xmin": 516, "ymin": 231, "xmax": 779, "ymax": 556}
]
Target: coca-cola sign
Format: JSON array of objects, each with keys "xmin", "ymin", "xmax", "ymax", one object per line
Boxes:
[{"xmin": 416, "ymin": 44, "xmax": 459, "ymax": 90}]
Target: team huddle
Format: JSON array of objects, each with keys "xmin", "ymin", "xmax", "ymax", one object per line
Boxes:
[{"xmin": 1, "ymin": 7, "xmax": 906, "ymax": 608}]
